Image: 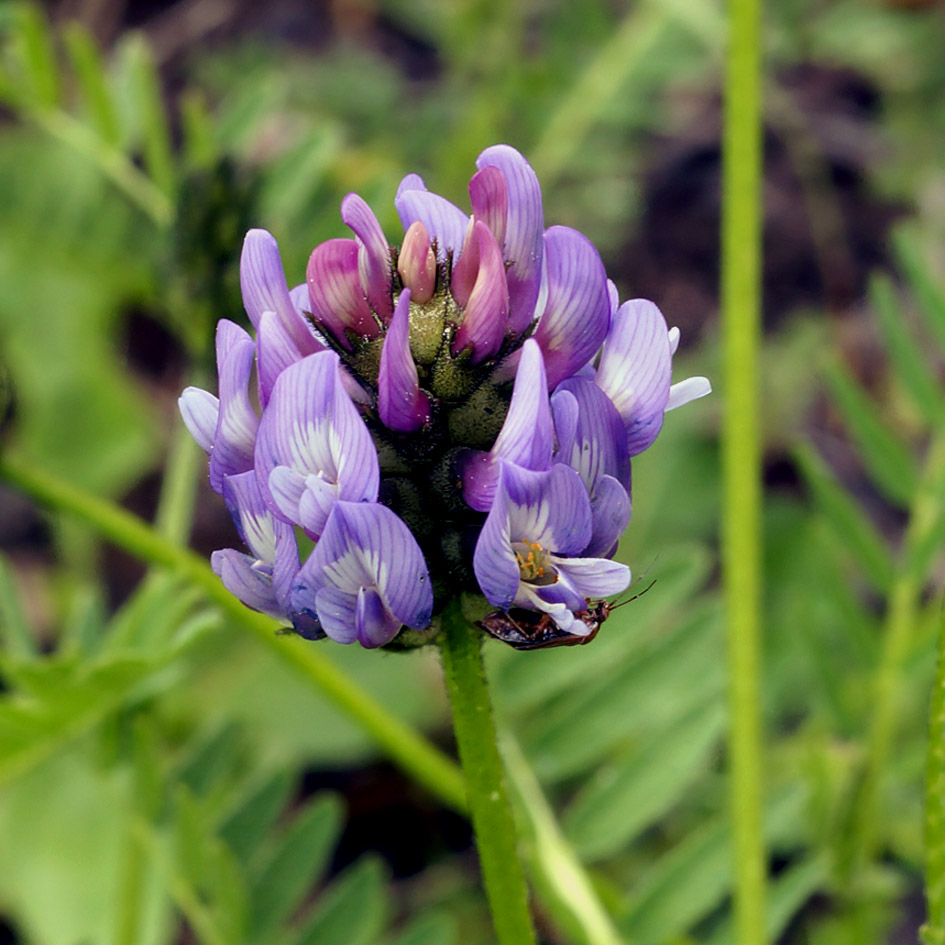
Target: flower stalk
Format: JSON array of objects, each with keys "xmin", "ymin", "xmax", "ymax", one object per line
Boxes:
[{"xmin": 438, "ymin": 600, "xmax": 537, "ymax": 945}]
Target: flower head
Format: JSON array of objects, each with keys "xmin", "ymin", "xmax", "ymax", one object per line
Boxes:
[{"xmin": 180, "ymin": 145, "xmax": 710, "ymax": 648}]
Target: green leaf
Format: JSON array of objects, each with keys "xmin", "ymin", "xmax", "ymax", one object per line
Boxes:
[
  {"xmin": 704, "ymin": 855, "xmax": 828, "ymax": 945},
  {"xmin": 793, "ymin": 444, "xmax": 893, "ymax": 592},
  {"xmin": 621, "ymin": 784, "xmax": 808, "ymax": 945},
  {"xmin": 523, "ymin": 599, "xmax": 724, "ymax": 782},
  {"xmin": 822, "ymin": 360, "xmax": 917, "ymax": 507},
  {"xmin": 10, "ymin": 4, "xmax": 59, "ymax": 109},
  {"xmin": 175, "ymin": 724, "xmax": 243, "ymax": 799},
  {"xmin": 563, "ymin": 700, "xmax": 726, "ymax": 860},
  {"xmin": 248, "ymin": 793, "xmax": 345, "ymax": 941},
  {"xmin": 219, "ymin": 770, "xmax": 295, "ymax": 863},
  {"xmin": 62, "ymin": 22, "xmax": 121, "ymax": 147},
  {"xmin": 121, "ymin": 34, "xmax": 175, "ymax": 198},
  {"xmin": 892, "ymin": 228, "xmax": 945, "ymax": 352},
  {"xmin": 490, "ymin": 542, "xmax": 712, "ymax": 714},
  {"xmin": 180, "ymin": 89, "xmax": 219, "ymax": 172},
  {"xmin": 0, "ymin": 553, "xmax": 36, "ymax": 658},
  {"xmin": 293, "ymin": 856, "xmax": 390, "ymax": 945},
  {"xmin": 869, "ymin": 274, "xmax": 945, "ymax": 429},
  {"xmin": 383, "ymin": 911, "xmax": 457, "ymax": 945}
]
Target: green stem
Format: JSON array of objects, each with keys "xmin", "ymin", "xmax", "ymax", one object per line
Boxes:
[
  {"xmin": 0, "ymin": 451, "xmax": 467, "ymax": 815},
  {"xmin": 720, "ymin": 0, "xmax": 766, "ymax": 941},
  {"xmin": 924, "ymin": 599, "xmax": 945, "ymax": 945},
  {"xmin": 438, "ymin": 603, "xmax": 537, "ymax": 945}
]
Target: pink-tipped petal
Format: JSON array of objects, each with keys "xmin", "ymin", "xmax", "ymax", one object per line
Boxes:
[
  {"xmin": 451, "ymin": 221, "xmax": 509, "ymax": 364},
  {"xmin": 397, "ymin": 221, "xmax": 436, "ymax": 303},
  {"xmin": 395, "ymin": 189, "xmax": 469, "ymax": 263},
  {"xmin": 378, "ymin": 290, "xmax": 431, "ymax": 433},
  {"xmin": 341, "ymin": 193, "xmax": 394, "ymax": 321},
  {"xmin": 450, "ymin": 218, "xmax": 479, "ymax": 308},
  {"xmin": 306, "ymin": 239, "xmax": 379, "ymax": 348}
]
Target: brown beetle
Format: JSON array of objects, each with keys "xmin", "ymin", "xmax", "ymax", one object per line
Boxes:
[{"xmin": 478, "ymin": 582, "xmax": 654, "ymax": 651}]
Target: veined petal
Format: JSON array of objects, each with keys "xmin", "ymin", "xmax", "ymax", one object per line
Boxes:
[
  {"xmin": 667, "ymin": 375, "xmax": 712, "ymax": 411},
  {"xmin": 584, "ymin": 475, "xmax": 632, "ymax": 559},
  {"xmin": 306, "ymin": 239, "xmax": 379, "ymax": 348},
  {"xmin": 241, "ymin": 229, "xmax": 321, "ymax": 353},
  {"xmin": 179, "ymin": 387, "xmax": 219, "ymax": 453},
  {"xmin": 394, "ymin": 189, "xmax": 469, "ymax": 263},
  {"xmin": 396, "ymin": 173, "xmax": 426, "ymax": 197},
  {"xmin": 554, "ymin": 555, "xmax": 631, "ymax": 598},
  {"xmin": 476, "ymin": 145, "xmax": 543, "ymax": 333},
  {"xmin": 267, "ymin": 465, "xmax": 307, "ymax": 525},
  {"xmin": 356, "ymin": 586, "xmax": 403, "ymax": 648},
  {"xmin": 552, "ymin": 376, "xmax": 629, "ymax": 491},
  {"xmin": 209, "ymin": 321, "xmax": 258, "ymax": 493},
  {"xmin": 211, "ymin": 549, "xmax": 281, "ymax": 617},
  {"xmin": 378, "ymin": 289, "xmax": 431, "ymax": 432},
  {"xmin": 223, "ymin": 470, "xmax": 276, "ymax": 562},
  {"xmin": 341, "ymin": 193, "xmax": 394, "ymax": 321},
  {"xmin": 500, "ymin": 461, "xmax": 591, "ymax": 557},
  {"xmin": 595, "ymin": 299, "xmax": 672, "ymax": 456},
  {"xmin": 257, "ymin": 311, "xmax": 303, "ymax": 408},
  {"xmin": 254, "ymin": 351, "xmax": 379, "ymax": 524},
  {"xmin": 461, "ymin": 339, "xmax": 553, "ymax": 511},
  {"xmin": 397, "ymin": 221, "xmax": 436, "ymax": 303},
  {"xmin": 271, "ymin": 521, "xmax": 302, "ymax": 616},
  {"xmin": 533, "ymin": 227, "xmax": 611, "ymax": 388},
  {"xmin": 292, "ymin": 501, "xmax": 433, "ymax": 647},
  {"xmin": 451, "ymin": 220, "xmax": 509, "ymax": 364},
  {"xmin": 298, "ymin": 474, "xmax": 340, "ymax": 539},
  {"xmin": 469, "ymin": 165, "xmax": 508, "ymax": 248}
]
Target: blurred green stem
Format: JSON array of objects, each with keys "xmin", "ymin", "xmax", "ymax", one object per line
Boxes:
[
  {"xmin": 721, "ymin": 0, "xmax": 766, "ymax": 942},
  {"xmin": 924, "ymin": 597, "xmax": 945, "ymax": 945},
  {"xmin": 438, "ymin": 603, "xmax": 537, "ymax": 945},
  {"xmin": 852, "ymin": 435, "xmax": 945, "ymax": 927},
  {"xmin": 0, "ymin": 451, "xmax": 468, "ymax": 815},
  {"xmin": 501, "ymin": 733, "xmax": 625, "ymax": 945}
]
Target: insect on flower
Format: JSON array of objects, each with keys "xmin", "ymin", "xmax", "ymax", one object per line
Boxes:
[{"xmin": 478, "ymin": 581, "xmax": 655, "ymax": 650}]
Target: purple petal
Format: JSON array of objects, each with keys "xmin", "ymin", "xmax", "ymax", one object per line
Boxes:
[
  {"xmin": 473, "ymin": 462, "xmax": 593, "ymax": 608},
  {"xmin": 397, "ymin": 221, "xmax": 436, "ymax": 303},
  {"xmin": 257, "ymin": 311, "xmax": 303, "ymax": 408},
  {"xmin": 554, "ymin": 554, "xmax": 631, "ymax": 598},
  {"xmin": 209, "ymin": 321, "xmax": 258, "ymax": 493},
  {"xmin": 254, "ymin": 351, "xmax": 379, "ymax": 525},
  {"xmin": 451, "ymin": 221, "xmax": 509, "ymax": 364},
  {"xmin": 475, "ymin": 145, "xmax": 544, "ymax": 333},
  {"xmin": 594, "ymin": 299, "xmax": 672, "ymax": 456},
  {"xmin": 267, "ymin": 465, "xmax": 307, "ymax": 524},
  {"xmin": 396, "ymin": 173, "xmax": 426, "ymax": 198},
  {"xmin": 552, "ymin": 376, "xmax": 629, "ymax": 491},
  {"xmin": 271, "ymin": 522, "xmax": 301, "ymax": 614},
  {"xmin": 306, "ymin": 239, "xmax": 379, "ymax": 348},
  {"xmin": 211, "ymin": 549, "xmax": 281, "ymax": 617},
  {"xmin": 298, "ymin": 474, "xmax": 340, "ymax": 539},
  {"xmin": 241, "ymin": 230, "xmax": 322, "ymax": 353},
  {"xmin": 222, "ymin": 470, "xmax": 276, "ymax": 561},
  {"xmin": 461, "ymin": 339, "xmax": 553, "ymax": 512},
  {"xmin": 341, "ymin": 193, "xmax": 394, "ymax": 321},
  {"xmin": 533, "ymin": 227, "xmax": 611, "ymax": 388},
  {"xmin": 378, "ymin": 289, "xmax": 431, "ymax": 432},
  {"xmin": 667, "ymin": 376, "xmax": 712, "ymax": 411},
  {"xmin": 584, "ymin": 475, "xmax": 632, "ymax": 559},
  {"xmin": 469, "ymin": 165, "xmax": 508, "ymax": 248},
  {"xmin": 314, "ymin": 586, "xmax": 359, "ymax": 644},
  {"xmin": 355, "ymin": 586, "xmax": 403, "ymax": 648},
  {"xmin": 292, "ymin": 502, "xmax": 433, "ymax": 646},
  {"xmin": 395, "ymin": 189, "xmax": 469, "ymax": 263},
  {"xmin": 179, "ymin": 387, "xmax": 219, "ymax": 453}
]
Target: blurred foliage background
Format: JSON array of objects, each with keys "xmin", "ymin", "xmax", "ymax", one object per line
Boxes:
[{"xmin": 1, "ymin": 0, "xmax": 945, "ymax": 943}]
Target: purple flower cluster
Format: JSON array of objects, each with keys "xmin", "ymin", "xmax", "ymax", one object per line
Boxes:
[{"xmin": 180, "ymin": 145, "xmax": 709, "ymax": 649}]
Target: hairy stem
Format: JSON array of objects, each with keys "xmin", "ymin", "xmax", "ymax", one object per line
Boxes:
[{"xmin": 438, "ymin": 603, "xmax": 537, "ymax": 945}]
